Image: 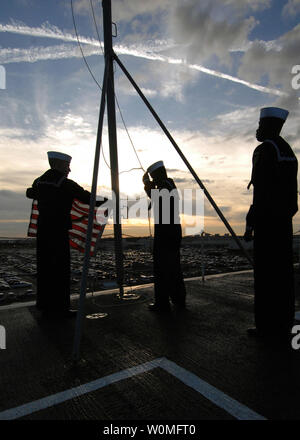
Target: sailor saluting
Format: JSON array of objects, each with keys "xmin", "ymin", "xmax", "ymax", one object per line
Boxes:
[
  {"xmin": 26, "ymin": 151, "xmax": 106, "ymax": 319},
  {"xmin": 244, "ymin": 107, "xmax": 298, "ymax": 343},
  {"xmin": 143, "ymin": 161, "xmax": 186, "ymax": 312}
]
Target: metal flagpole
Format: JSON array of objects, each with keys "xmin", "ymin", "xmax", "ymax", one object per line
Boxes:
[
  {"xmin": 72, "ymin": 61, "xmax": 109, "ymax": 362},
  {"xmin": 102, "ymin": 0, "xmax": 124, "ymax": 298},
  {"xmin": 113, "ymin": 54, "xmax": 253, "ymax": 267}
]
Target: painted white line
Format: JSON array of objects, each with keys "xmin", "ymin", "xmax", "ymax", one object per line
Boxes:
[
  {"xmin": 0, "ymin": 358, "xmax": 165, "ymax": 420},
  {"xmin": 0, "ymin": 287, "xmax": 143, "ymax": 311},
  {"xmin": 160, "ymin": 358, "xmax": 266, "ymax": 421},
  {"xmin": 0, "ymin": 270, "xmax": 254, "ymax": 312},
  {"xmin": 0, "ymin": 300, "xmax": 36, "ymax": 311},
  {"xmin": 0, "ymin": 357, "xmax": 265, "ymax": 421}
]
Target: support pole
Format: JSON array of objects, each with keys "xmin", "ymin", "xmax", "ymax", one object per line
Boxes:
[
  {"xmin": 201, "ymin": 231, "xmax": 205, "ymax": 282},
  {"xmin": 102, "ymin": 0, "xmax": 124, "ymax": 297},
  {"xmin": 114, "ymin": 54, "xmax": 253, "ymax": 267},
  {"xmin": 72, "ymin": 61, "xmax": 109, "ymax": 362}
]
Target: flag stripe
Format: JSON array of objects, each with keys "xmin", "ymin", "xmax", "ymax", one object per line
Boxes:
[
  {"xmin": 69, "ymin": 229, "xmax": 99, "ymax": 240},
  {"xmin": 27, "ymin": 199, "xmax": 106, "ymax": 255}
]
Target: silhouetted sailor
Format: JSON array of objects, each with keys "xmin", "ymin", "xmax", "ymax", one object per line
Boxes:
[
  {"xmin": 26, "ymin": 151, "xmax": 106, "ymax": 319},
  {"xmin": 143, "ymin": 161, "xmax": 186, "ymax": 312},
  {"xmin": 244, "ymin": 107, "xmax": 298, "ymax": 342}
]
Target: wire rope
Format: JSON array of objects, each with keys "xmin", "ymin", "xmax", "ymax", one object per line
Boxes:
[
  {"xmin": 71, "ymin": 0, "xmax": 102, "ymax": 89},
  {"xmin": 71, "ymin": 0, "xmax": 153, "ymax": 239}
]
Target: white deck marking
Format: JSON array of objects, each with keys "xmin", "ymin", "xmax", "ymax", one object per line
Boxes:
[
  {"xmin": 0, "ymin": 270, "xmax": 254, "ymax": 311},
  {"xmin": 160, "ymin": 358, "xmax": 266, "ymax": 420},
  {"xmin": 0, "ymin": 357, "xmax": 265, "ymax": 421},
  {"xmin": 0, "ymin": 358, "xmax": 165, "ymax": 420}
]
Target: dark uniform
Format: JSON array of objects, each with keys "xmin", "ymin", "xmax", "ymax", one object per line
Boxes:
[
  {"xmin": 246, "ymin": 136, "xmax": 298, "ymax": 337},
  {"xmin": 146, "ymin": 177, "xmax": 186, "ymax": 309},
  {"xmin": 26, "ymin": 168, "xmax": 98, "ymax": 315}
]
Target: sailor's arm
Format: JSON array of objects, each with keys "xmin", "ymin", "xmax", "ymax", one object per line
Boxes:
[
  {"xmin": 65, "ymin": 179, "xmax": 108, "ymax": 206},
  {"xmin": 142, "ymin": 172, "xmax": 155, "ymax": 198},
  {"xmin": 26, "ymin": 179, "xmax": 39, "ymax": 199},
  {"xmin": 244, "ymin": 205, "xmax": 255, "ymax": 242},
  {"xmin": 244, "ymin": 146, "xmax": 260, "ymax": 241},
  {"xmin": 244, "ymin": 143, "xmax": 278, "ymax": 241}
]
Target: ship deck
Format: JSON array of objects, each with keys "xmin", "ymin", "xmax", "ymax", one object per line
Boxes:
[{"xmin": 1, "ymin": 270, "xmax": 300, "ymax": 425}]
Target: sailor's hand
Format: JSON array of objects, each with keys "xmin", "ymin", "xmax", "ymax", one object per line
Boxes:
[
  {"xmin": 96, "ymin": 197, "xmax": 108, "ymax": 207},
  {"xmin": 142, "ymin": 172, "xmax": 150, "ymax": 184},
  {"xmin": 26, "ymin": 187, "xmax": 37, "ymax": 199}
]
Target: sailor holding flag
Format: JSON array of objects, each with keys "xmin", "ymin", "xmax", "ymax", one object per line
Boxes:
[{"xmin": 26, "ymin": 151, "xmax": 107, "ymax": 319}]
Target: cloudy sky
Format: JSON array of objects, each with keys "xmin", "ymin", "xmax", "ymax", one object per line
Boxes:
[{"xmin": 1, "ymin": 0, "xmax": 300, "ymax": 237}]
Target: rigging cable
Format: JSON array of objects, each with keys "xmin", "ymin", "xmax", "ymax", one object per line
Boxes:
[
  {"xmin": 89, "ymin": 0, "xmax": 146, "ymax": 173},
  {"xmin": 90, "ymin": 0, "xmax": 105, "ymax": 56},
  {"xmin": 71, "ymin": 0, "xmax": 145, "ymax": 173},
  {"xmin": 71, "ymin": 0, "xmax": 152, "ymax": 239},
  {"xmin": 71, "ymin": 0, "xmax": 102, "ymax": 89}
]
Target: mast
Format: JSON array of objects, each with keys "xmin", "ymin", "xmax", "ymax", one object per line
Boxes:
[
  {"xmin": 102, "ymin": 0, "xmax": 124, "ymax": 298},
  {"xmin": 72, "ymin": 62, "xmax": 109, "ymax": 362},
  {"xmin": 72, "ymin": 0, "xmax": 125, "ymax": 362},
  {"xmin": 73, "ymin": 0, "xmax": 253, "ymax": 362}
]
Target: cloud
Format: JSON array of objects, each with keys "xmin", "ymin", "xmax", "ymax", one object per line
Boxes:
[
  {"xmin": 0, "ymin": 190, "xmax": 34, "ymax": 237},
  {"xmin": 169, "ymin": 0, "xmax": 259, "ymax": 67},
  {"xmin": 0, "ymin": 43, "xmax": 93, "ymax": 64},
  {"xmin": 282, "ymin": 0, "xmax": 300, "ymax": 17},
  {"xmin": 2, "ymin": 5, "xmax": 300, "ymax": 237},
  {"xmin": 0, "ymin": 110, "xmax": 100, "ymax": 192},
  {"xmin": 0, "ymin": 19, "xmax": 286, "ymax": 99},
  {"xmin": 114, "ymin": 43, "xmax": 286, "ymax": 96},
  {"xmin": 0, "ymin": 20, "xmax": 99, "ymax": 45},
  {"xmin": 72, "ymin": 0, "xmax": 173, "ymax": 22},
  {"xmin": 115, "ymin": 71, "xmax": 159, "ymax": 98},
  {"xmin": 1, "ymin": 110, "xmax": 299, "ymax": 236},
  {"xmin": 0, "ymin": 190, "xmax": 31, "ymax": 216},
  {"xmin": 212, "ymin": 106, "xmax": 259, "ymax": 138},
  {"xmin": 165, "ymin": 0, "xmax": 271, "ymax": 72},
  {"xmin": 238, "ymin": 23, "xmax": 300, "ymax": 110},
  {"xmin": 0, "ymin": 44, "xmax": 285, "ymax": 99},
  {"xmin": 224, "ymin": 0, "xmax": 271, "ymax": 13},
  {"xmin": 111, "ymin": 0, "xmax": 173, "ymax": 22}
]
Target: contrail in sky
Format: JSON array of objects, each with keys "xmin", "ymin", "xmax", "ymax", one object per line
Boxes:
[
  {"xmin": 0, "ymin": 22, "xmax": 286, "ymax": 97},
  {"xmin": 0, "ymin": 21, "xmax": 99, "ymax": 45}
]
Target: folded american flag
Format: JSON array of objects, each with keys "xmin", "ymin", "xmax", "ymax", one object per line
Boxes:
[{"xmin": 27, "ymin": 198, "xmax": 107, "ymax": 256}]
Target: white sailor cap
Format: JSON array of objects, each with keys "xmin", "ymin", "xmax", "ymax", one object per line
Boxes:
[
  {"xmin": 47, "ymin": 151, "xmax": 72, "ymax": 163},
  {"xmin": 260, "ymin": 107, "xmax": 289, "ymax": 121},
  {"xmin": 147, "ymin": 161, "xmax": 165, "ymax": 175}
]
